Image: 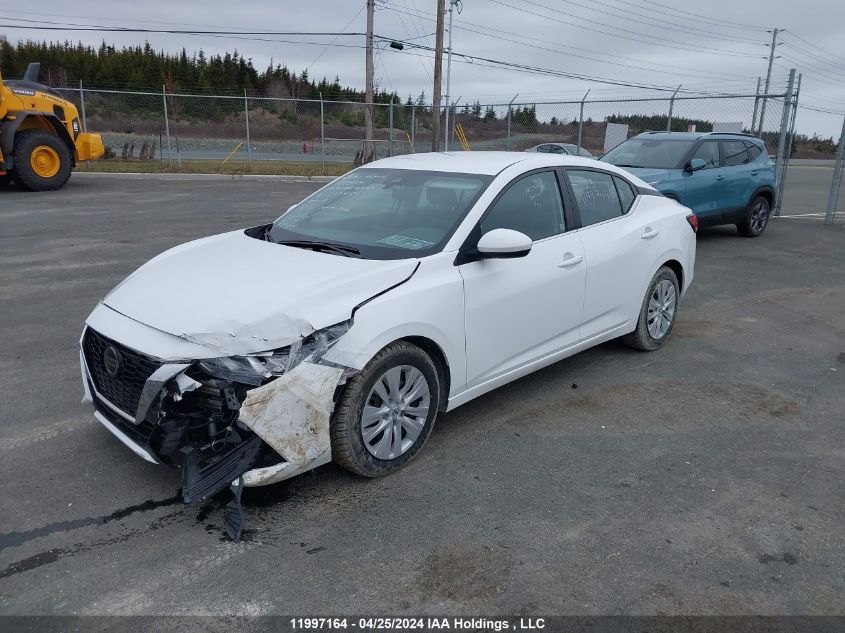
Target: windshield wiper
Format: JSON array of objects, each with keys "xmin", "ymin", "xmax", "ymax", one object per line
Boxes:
[
  {"xmin": 278, "ymin": 239, "xmax": 362, "ymax": 257},
  {"xmin": 613, "ymin": 164, "xmax": 641, "ymax": 168}
]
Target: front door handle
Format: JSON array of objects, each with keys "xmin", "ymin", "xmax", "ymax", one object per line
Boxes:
[
  {"xmin": 558, "ymin": 254, "xmax": 583, "ymax": 268},
  {"xmin": 715, "ymin": 175, "xmax": 725, "ymax": 181},
  {"xmin": 641, "ymin": 227, "xmax": 660, "ymax": 239},
  {"xmin": 750, "ymin": 170, "xmax": 759, "ymax": 176}
]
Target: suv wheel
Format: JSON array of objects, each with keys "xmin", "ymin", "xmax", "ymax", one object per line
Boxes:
[{"xmin": 737, "ymin": 195, "xmax": 770, "ymax": 237}]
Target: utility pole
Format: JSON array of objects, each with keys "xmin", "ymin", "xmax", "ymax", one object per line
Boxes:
[
  {"xmin": 431, "ymin": 0, "xmax": 446, "ymax": 152},
  {"xmin": 758, "ymin": 27, "xmax": 780, "ymax": 138},
  {"xmin": 364, "ymin": 0, "xmax": 375, "ymax": 162},
  {"xmin": 443, "ymin": 0, "xmax": 458, "ymax": 151}
]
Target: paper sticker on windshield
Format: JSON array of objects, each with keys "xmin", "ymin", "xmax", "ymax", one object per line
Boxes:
[{"xmin": 377, "ymin": 235, "xmax": 434, "ymax": 250}]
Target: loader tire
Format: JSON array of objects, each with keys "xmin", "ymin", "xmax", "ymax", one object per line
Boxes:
[{"xmin": 12, "ymin": 130, "xmax": 73, "ymax": 191}]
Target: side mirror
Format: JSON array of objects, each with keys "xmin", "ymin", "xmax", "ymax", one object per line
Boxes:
[
  {"xmin": 476, "ymin": 228, "xmax": 532, "ymax": 259},
  {"xmin": 687, "ymin": 158, "xmax": 706, "ymax": 172}
]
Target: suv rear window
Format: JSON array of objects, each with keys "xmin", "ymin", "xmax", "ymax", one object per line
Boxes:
[
  {"xmin": 744, "ymin": 141, "xmax": 763, "ymax": 161},
  {"xmin": 721, "ymin": 140, "xmax": 751, "ymax": 166}
]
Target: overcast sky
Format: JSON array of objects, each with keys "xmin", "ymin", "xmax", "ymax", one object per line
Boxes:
[{"xmin": 3, "ymin": 0, "xmax": 844, "ymax": 137}]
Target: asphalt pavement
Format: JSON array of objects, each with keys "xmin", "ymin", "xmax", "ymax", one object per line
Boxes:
[{"xmin": 0, "ymin": 166, "xmax": 843, "ymax": 616}]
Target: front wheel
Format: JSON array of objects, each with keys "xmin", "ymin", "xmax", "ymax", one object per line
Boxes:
[
  {"xmin": 11, "ymin": 129, "xmax": 73, "ymax": 191},
  {"xmin": 622, "ymin": 266, "xmax": 680, "ymax": 351},
  {"xmin": 0, "ymin": 173, "xmax": 12, "ymax": 190},
  {"xmin": 331, "ymin": 341, "xmax": 440, "ymax": 477},
  {"xmin": 737, "ymin": 195, "xmax": 770, "ymax": 237}
]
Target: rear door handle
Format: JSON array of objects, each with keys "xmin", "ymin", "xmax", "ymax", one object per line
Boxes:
[
  {"xmin": 750, "ymin": 170, "xmax": 759, "ymax": 176},
  {"xmin": 641, "ymin": 227, "xmax": 660, "ymax": 239},
  {"xmin": 715, "ymin": 175, "xmax": 725, "ymax": 181},
  {"xmin": 558, "ymin": 254, "xmax": 583, "ymax": 268}
]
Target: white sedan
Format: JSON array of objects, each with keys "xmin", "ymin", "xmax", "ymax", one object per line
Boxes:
[{"xmin": 80, "ymin": 152, "xmax": 696, "ymax": 528}]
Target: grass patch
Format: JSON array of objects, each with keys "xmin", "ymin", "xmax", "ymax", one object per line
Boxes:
[{"xmin": 78, "ymin": 159, "xmax": 353, "ymax": 178}]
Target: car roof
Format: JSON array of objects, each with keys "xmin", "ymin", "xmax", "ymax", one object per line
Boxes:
[{"xmin": 360, "ymin": 151, "xmax": 598, "ymax": 176}]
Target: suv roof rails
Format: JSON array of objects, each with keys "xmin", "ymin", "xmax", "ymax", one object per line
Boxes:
[{"xmin": 704, "ymin": 132, "xmax": 759, "ymax": 138}]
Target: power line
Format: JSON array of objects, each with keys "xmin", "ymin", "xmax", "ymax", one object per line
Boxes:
[
  {"xmin": 555, "ymin": 0, "xmax": 766, "ymax": 46},
  {"xmin": 484, "ymin": 0, "xmax": 762, "ymax": 58},
  {"xmin": 786, "ymin": 31, "xmax": 845, "ymax": 65},
  {"xmin": 609, "ymin": 0, "xmax": 767, "ymax": 32},
  {"xmin": 381, "ymin": 0, "xmax": 759, "ymax": 81},
  {"xmin": 306, "ymin": 4, "xmax": 366, "ymax": 73}
]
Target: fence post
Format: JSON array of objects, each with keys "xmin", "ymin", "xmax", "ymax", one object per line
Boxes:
[
  {"xmin": 773, "ymin": 69, "xmax": 796, "ymax": 217},
  {"xmin": 389, "ymin": 100, "xmax": 394, "ymax": 157},
  {"xmin": 319, "ymin": 92, "xmax": 326, "ymax": 172},
  {"xmin": 506, "ymin": 93, "xmax": 519, "ymax": 151},
  {"xmin": 78, "ymin": 79, "xmax": 88, "ymax": 132},
  {"xmin": 776, "ymin": 73, "xmax": 801, "ymax": 215},
  {"xmin": 577, "ymin": 89, "xmax": 590, "ymax": 149},
  {"xmin": 244, "ymin": 89, "xmax": 252, "ymax": 168},
  {"xmin": 825, "ymin": 115, "xmax": 845, "ymax": 225},
  {"xmin": 666, "ymin": 84, "xmax": 681, "ymax": 132},
  {"xmin": 162, "ymin": 84, "xmax": 173, "ymax": 167},
  {"xmin": 410, "ymin": 104, "xmax": 416, "ymax": 153},
  {"xmin": 750, "ymin": 76, "xmax": 762, "ymax": 133}
]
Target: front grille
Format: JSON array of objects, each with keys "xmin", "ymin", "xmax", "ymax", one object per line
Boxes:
[{"xmin": 83, "ymin": 328, "xmax": 161, "ymax": 418}]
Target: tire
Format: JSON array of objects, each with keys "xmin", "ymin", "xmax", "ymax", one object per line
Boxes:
[
  {"xmin": 11, "ymin": 129, "xmax": 73, "ymax": 191},
  {"xmin": 622, "ymin": 266, "xmax": 680, "ymax": 351},
  {"xmin": 736, "ymin": 195, "xmax": 771, "ymax": 237},
  {"xmin": 331, "ymin": 341, "xmax": 440, "ymax": 477},
  {"xmin": 0, "ymin": 173, "xmax": 12, "ymax": 189}
]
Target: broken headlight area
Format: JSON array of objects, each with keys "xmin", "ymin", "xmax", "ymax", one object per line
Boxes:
[{"xmin": 195, "ymin": 320, "xmax": 351, "ymax": 386}]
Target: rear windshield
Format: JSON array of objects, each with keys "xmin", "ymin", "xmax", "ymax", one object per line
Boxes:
[
  {"xmin": 267, "ymin": 168, "xmax": 492, "ymax": 260},
  {"xmin": 601, "ymin": 138, "xmax": 696, "ymax": 169}
]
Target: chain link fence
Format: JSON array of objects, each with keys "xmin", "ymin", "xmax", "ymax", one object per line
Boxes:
[{"xmin": 57, "ymin": 83, "xmax": 801, "ymax": 210}]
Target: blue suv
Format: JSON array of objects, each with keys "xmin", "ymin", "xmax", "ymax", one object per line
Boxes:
[{"xmin": 601, "ymin": 132, "xmax": 776, "ymax": 237}]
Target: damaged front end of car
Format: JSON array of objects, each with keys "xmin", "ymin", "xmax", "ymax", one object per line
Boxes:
[{"xmin": 80, "ymin": 320, "xmax": 355, "ymax": 541}]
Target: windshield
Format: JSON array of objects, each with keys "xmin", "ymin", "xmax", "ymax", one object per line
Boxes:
[
  {"xmin": 601, "ymin": 138, "xmax": 696, "ymax": 169},
  {"xmin": 267, "ymin": 168, "xmax": 492, "ymax": 260}
]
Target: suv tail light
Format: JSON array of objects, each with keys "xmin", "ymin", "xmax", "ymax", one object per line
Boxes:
[{"xmin": 686, "ymin": 214, "xmax": 699, "ymax": 233}]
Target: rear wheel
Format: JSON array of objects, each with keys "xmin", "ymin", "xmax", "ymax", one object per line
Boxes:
[
  {"xmin": 622, "ymin": 266, "xmax": 680, "ymax": 351},
  {"xmin": 11, "ymin": 129, "xmax": 73, "ymax": 191},
  {"xmin": 331, "ymin": 341, "xmax": 440, "ymax": 477},
  {"xmin": 737, "ymin": 195, "xmax": 770, "ymax": 237}
]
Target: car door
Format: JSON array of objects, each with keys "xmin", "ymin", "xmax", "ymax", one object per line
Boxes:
[
  {"xmin": 459, "ymin": 169, "xmax": 586, "ymax": 388},
  {"xmin": 681, "ymin": 139, "xmax": 727, "ymax": 223},
  {"xmin": 564, "ymin": 168, "xmax": 663, "ymax": 339},
  {"xmin": 719, "ymin": 139, "xmax": 754, "ymax": 215}
]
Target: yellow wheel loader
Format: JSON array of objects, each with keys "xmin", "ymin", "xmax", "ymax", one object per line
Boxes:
[{"xmin": 0, "ymin": 63, "xmax": 104, "ymax": 191}]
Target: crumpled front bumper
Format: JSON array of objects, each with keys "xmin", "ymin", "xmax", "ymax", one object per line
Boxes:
[{"xmin": 80, "ymin": 303, "xmax": 355, "ymax": 488}]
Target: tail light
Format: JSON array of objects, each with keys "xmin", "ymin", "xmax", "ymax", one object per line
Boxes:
[{"xmin": 686, "ymin": 214, "xmax": 699, "ymax": 233}]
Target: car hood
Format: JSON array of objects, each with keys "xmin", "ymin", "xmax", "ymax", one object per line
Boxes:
[
  {"xmin": 103, "ymin": 229, "xmax": 418, "ymax": 355},
  {"xmin": 616, "ymin": 167, "xmax": 673, "ymax": 184}
]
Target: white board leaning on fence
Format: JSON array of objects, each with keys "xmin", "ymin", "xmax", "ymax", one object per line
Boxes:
[
  {"xmin": 713, "ymin": 122, "xmax": 744, "ymax": 133},
  {"xmin": 604, "ymin": 123, "xmax": 629, "ymax": 153}
]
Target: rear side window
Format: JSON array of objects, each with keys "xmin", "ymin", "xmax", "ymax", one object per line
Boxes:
[
  {"xmin": 744, "ymin": 141, "xmax": 762, "ymax": 161},
  {"xmin": 481, "ymin": 171, "xmax": 566, "ymax": 241},
  {"xmin": 567, "ymin": 170, "xmax": 623, "ymax": 226},
  {"xmin": 613, "ymin": 176, "xmax": 637, "ymax": 214},
  {"xmin": 721, "ymin": 140, "xmax": 750, "ymax": 166}
]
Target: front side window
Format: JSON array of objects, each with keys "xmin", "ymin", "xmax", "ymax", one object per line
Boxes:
[
  {"xmin": 691, "ymin": 141, "xmax": 720, "ymax": 169},
  {"xmin": 721, "ymin": 140, "xmax": 750, "ymax": 166},
  {"xmin": 267, "ymin": 168, "xmax": 492, "ymax": 259},
  {"xmin": 480, "ymin": 171, "xmax": 565, "ymax": 241},
  {"xmin": 567, "ymin": 170, "xmax": 623, "ymax": 226},
  {"xmin": 600, "ymin": 138, "xmax": 697, "ymax": 169}
]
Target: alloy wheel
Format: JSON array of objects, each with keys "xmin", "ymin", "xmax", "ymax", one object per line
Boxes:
[
  {"xmin": 751, "ymin": 199, "xmax": 769, "ymax": 233},
  {"xmin": 647, "ymin": 279, "xmax": 677, "ymax": 340},
  {"xmin": 361, "ymin": 365, "xmax": 431, "ymax": 460}
]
